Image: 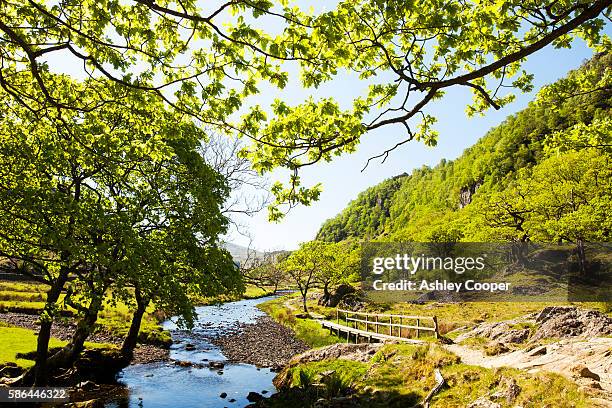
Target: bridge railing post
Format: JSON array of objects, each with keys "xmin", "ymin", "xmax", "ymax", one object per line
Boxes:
[{"xmin": 433, "ymin": 316, "xmax": 439, "ymax": 339}]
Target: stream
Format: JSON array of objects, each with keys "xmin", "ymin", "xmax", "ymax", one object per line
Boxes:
[{"xmin": 105, "ymin": 296, "xmax": 278, "ymax": 408}]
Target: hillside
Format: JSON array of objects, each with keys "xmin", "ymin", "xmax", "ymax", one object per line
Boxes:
[{"xmin": 317, "ymin": 53, "xmax": 612, "ymax": 243}]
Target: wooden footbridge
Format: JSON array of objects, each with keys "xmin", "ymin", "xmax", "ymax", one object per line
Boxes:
[{"xmin": 320, "ymin": 309, "xmax": 439, "ymax": 344}]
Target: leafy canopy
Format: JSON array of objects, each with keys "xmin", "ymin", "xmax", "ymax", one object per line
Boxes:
[{"xmin": 0, "ymin": 0, "xmax": 610, "ymax": 217}]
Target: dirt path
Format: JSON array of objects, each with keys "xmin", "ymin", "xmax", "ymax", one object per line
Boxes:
[{"xmin": 445, "ymin": 337, "xmax": 612, "ymax": 401}]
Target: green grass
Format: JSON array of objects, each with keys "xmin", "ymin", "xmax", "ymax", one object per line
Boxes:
[
  {"xmin": 0, "ymin": 281, "xmax": 47, "ymax": 293},
  {"xmin": 0, "ymin": 326, "xmax": 66, "ymax": 368},
  {"xmin": 258, "ymin": 295, "xmax": 343, "ymax": 348},
  {"xmin": 192, "ymin": 285, "xmax": 276, "ymax": 306},
  {"xmin": 290, "ymin": 359, "xmax": 368, "ymax": 388},
  {"xmin": 0, "ymin": 325, "xmax": 117, "ymax": 369}
]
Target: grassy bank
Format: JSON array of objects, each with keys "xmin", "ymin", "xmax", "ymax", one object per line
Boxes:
[
  {"xmin": 264, "ymin": 289, "xmax": 610, "ymax": 337},
  {"xmin": 257, "ymin": 294, "xmax": 343, "ymax": 348},
  {"xmin": 193, "ymin": 285, "xmax": 276, "ymax": 306},
  {"xmin": 0, "ymin": 322, "xmax": 116, "ymax": 369},
  {"xmin": 272, "ymin": 343, "xmax": 592, "ymax": 407},
  {"xmin": 0, "ymin": 280, "xmax": 276, "ymax": 356}
]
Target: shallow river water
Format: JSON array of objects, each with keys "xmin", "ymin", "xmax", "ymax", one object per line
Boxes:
[{"xmin": 105, "ymin": 296, "xmax": 277, "ymax": 408}]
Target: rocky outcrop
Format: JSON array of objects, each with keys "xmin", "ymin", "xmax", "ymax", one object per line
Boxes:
[
  {"xmin": 532, "ymin": 306, "xmax": 612, "ymax": 341},
  {"xmin": 455, "ymin": 321, "xmax": 531, "ymax": 344},
  {"xmin": 459, "ymin": 181, "xmax": 482, "ymax": 208}
]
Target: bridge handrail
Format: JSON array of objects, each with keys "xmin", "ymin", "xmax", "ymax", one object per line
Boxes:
[
  {"xmin": 345, "ymin": 316, "xmax": 437, "ymax": 332},
  {"xmin": 337, "ymin": 308, "xmax": 436, "ymax": 321},
  {"xmin": 335, "ymin": 308, "xmax": 439, "ymax": 339}
]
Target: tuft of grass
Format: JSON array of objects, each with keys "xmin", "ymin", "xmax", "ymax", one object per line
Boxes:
[
  {"xmin": 324, "ymin": 371, "xmax": 352, "ymax": 399},
  {"xmin": 290, "ymin": 359, "xmax": 367, "ymax": 389},
  {"xmin": 296, "ymin": 368, "xmax": 314, "ymax": 389}
]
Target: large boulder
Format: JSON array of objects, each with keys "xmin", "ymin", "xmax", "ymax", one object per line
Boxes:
[{"xmin": 318, "ymin": 284, "xmax": 356, "ymax": 307}]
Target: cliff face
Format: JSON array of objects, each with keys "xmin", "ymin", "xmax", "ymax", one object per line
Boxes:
[{"xmin": 459, "ymin": 182, "xmax": 482, "ymax": 209}]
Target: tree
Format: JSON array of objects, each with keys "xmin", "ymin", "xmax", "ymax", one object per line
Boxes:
[
  {"xmin": 0, "ymin": 76, "xmax": 241, "ymax": 384},
  {"xmin": 1, "ymin": 1, "xmax": 610, "ymax": 215},
  {"xmin": 480, "ymin": 147, "xmax": 611, "ymax": 272},
  {"xmin": 315, "ymin": 242, "xmax": 360, "ymax": 305},
  {"xmin": 521, "ymin": 150, "xmax": 611, "ymax": 270},
  {"xmin": 243, "ymin": 251, "xmax": 289, "ymax": 294},
  {"xmin": 281, "ymin": 241, "xmax": 328, "ymax": 313}
]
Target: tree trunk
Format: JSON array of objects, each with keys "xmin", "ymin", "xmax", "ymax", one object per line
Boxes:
[
  {"xmin": 121, "ymin": 287, "xmax": 148, "ymax": 361},
  {"xmin": 576, "ymin": 238, "xmax": 587, "ymax": 275},
  {"xmin": 45, "ymin": 294, "xmax": 104, "ymax": 372},
  {"xmin": 322, "ymin": 282, "xmax": 331, "ymax": 305},
  {"xmin": 302, "ymin": 290, "xmax": 309, "ymax": 313},
  {"xmin": 32, "ymin": 267, "xmax": 70, "ymax": 386}
]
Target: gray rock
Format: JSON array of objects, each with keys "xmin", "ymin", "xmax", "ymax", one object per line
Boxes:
[
  {"xmin": 208, "ymin": 361, "xmax": 225, "ymax": 369},
  {"xmin": 533, "ymin": 307, "xmax": 612, "ymax": 340},
  {"xmin": 246, "ymin": 391, "xmax": 263, "ymax": 402}
]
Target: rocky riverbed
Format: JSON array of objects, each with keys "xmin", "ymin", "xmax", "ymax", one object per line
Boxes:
[{"xmin": 209, "ymin": 315, "xmax": 309, "ymax": 369}]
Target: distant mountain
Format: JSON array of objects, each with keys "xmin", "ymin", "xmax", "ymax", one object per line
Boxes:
[{"xmin": 222, "ymin": 242, "xmax": 263, "ymax": 265}]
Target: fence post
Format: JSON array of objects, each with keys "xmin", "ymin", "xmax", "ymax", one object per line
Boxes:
[
  {"xmin": 389, "ymin": 316, "xmax": 392, "ymax": 336},
  {"xmin": 416, "ymin": 318, "xmax": 420, "ymax": 338},
  {"xmin": 375, "ymin": 315, "xmax": 379, "ymax": 333},
  {"xmin": 336, "ymin": 308, "xmax": 339, "ymax": 324},
  {"xmin": 433, "ymin": 316, "xmax": 439, "ymax": 339},
  {"xmin": 365, "ymin": 314, "xmax": 369, "ymax": 332},
  {"xmin": 399, "ymin": 316, "xmax": 403, "ymax": 338}
]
